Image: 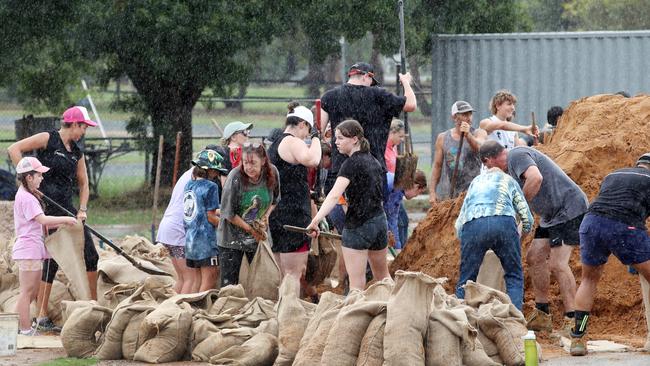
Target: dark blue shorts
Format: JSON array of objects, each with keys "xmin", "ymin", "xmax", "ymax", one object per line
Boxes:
[
  {"xmin": 579, "ymin": 214, "xmax": 650, "ymax": 266},
  {"xmin": 342, "ymin": 213, "xmax": 388, "ymax": 251}
]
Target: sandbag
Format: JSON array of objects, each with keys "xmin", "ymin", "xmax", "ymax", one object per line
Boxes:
[
  {"xmin": 209, "ymin": 332, "xmax": 278, "ymax": 366},
  {"xmin": 462, "ymin": 337, "xmax": 501, "ymax": 366},
  {"xmin": 274, "ymin": 275, "xmax": 309, "ymax": 366},
  {"xmin": 239, "ymin": 240, "xmax": 281, "ymax": 301},
  {"xmin": 477, "ymin": 301, "xmax": 528, "ymax": 366},
  {"xmin": 169, "ymin": 289, "xmax": 220, "ymax": 310},
  {"xmin": 296, "ymin": 292, "xmax": 343, "ymax": 353},
  {"xmin": 192, "ymin": 327, "xmax": 257, "ymax": 362},
  {"xmin": 384, "ymin": 271, "xmax": 441, "ymax": 366},
  {"xmin": 61, "ymin": 300, "xmax": 99, "ymax": 324},
  {"xmin": 363, "ymin": 277, "xmax": 394, "ymax": 302},
  {"xmin": 211, "ymin": 284, "xmax": 250, "ymax": 315},
  {"xmin": 233, "ymin": 296, "xmax": 277, "ymax": 328},
  {"xmin": 61, "ymin": 304, "xmax": 112, "ymax": 358},
  {"xmin": 322, "ymin": 300, "xmax": 386, "ymax": 366},
  {"xmin": 257, "ymin": 318, "xmax": 279, "ymax": 337},
  {"xmin": 122, "ymin": 309, "xmax": 152, "ymax": 360},
  {"xmin": 119, "ymin": 235, "xmax": 176, "ymax": 278},
  {"xmin": 94, "ymin": 304, "xmax": 154, "ymax": 360},
  {"xmin": 306, "ymin": 235, "xmax": 338, "ymax": 286},
  {"xmin": 476, "ymin": 250, "xmax": 506, "ymax": 293},
  {"xmin": 293, "ymin": 300, "xmax": 344, "ymax": 366},
  {"xmin": 45, "ymin": 222, "xmax": 92, "ymax": 300},
  {"xmin": 356, "ymin": 310, "xmax": 386, "ymax": 366},
  {"xmin": 133, "ymin": 300, "xmax": 193, "ymax": 363},
  {"xmin": 463, "ymin": 280, "xmax": 512, "ymax": 308}
]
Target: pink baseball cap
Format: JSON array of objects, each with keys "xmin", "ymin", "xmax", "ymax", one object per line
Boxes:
[
  {"xmin": 62, "ymin": 106, "xmax": 98, "ymax": 127},
  {"xmin": 16, "ymin": 157, "xmax": 50, "ymax": 174}
]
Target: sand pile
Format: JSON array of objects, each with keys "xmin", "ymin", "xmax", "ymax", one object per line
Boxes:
[{"xmin": 393, "ymin": 94, "xmax": 650, "ymax": 339}]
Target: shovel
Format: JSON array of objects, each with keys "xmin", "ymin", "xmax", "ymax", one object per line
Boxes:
[
  {"xmin": 283, "ymin": 225, "xmax": 398, "ymax": 258},
  {"xmin": 449, "ymin": 132, "xmax": 465, "ymax": 198},
  {"xmin": 39, "ymin": 191, "xmax": 172, "ymax": 277}
]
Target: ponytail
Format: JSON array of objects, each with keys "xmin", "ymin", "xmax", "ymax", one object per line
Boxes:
[
  {"xmin": 359, "ymin": 137, "xmax": 370, "ymax": 152},
  {"xmin": 17, "ymin": 172, "xmax": 43, "ymax": 207}
]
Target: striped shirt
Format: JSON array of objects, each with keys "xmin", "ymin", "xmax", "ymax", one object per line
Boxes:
[{"xmin": 455, "ymin": 168, "xmax": 533, "ymax": 235}]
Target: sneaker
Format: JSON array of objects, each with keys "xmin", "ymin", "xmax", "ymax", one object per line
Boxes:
[
  {"xmin": 18, "ymin": 327, "xmax": 39, "ymax": 336},
  {"xmin": 560, "ymin": 317, "xmax": 573, "ymax": 338},
  {"xmin": 570, "ymin": 333, "xmax": 588, "ymax": 356},
  {"xmin": 35, "ymin": 317, "xmax": 62, "ymax": 333},
  {"xmin": 526, "ymin": 308, "xmax": 553, "ymax": 332}
]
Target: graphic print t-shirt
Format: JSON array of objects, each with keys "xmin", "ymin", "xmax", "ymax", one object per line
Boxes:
[{"xmin": 183, "ymin": 178, "xmax": 220, "ymax": 260}]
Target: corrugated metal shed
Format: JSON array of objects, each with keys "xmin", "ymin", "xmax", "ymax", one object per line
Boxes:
[{"xmin": 430, "ymin": 31, "xmax": 650, "ymax": 154}]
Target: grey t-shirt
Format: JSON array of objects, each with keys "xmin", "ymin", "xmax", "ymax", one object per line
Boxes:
[
  {"xmin": 218, "ymin": 165, "xmax": 280, "ymax": 252},
  {"xmin": 507, "ymin": 147, "xmax": 587, "ymax": 227}
]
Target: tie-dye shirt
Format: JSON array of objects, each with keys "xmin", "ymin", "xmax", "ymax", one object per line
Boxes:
[{"xmin": 455, "ymin": 168, "xmax": 533, "ymax": 236}]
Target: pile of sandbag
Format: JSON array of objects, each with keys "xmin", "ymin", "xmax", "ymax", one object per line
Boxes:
[{"xmin": 61, "ymin": 270, "xmax": 541, "ymax": 365}]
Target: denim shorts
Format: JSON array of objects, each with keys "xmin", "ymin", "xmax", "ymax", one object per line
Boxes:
[
  {"xmin": 342, "ymin": 213, "xmax": 388, "ymax": 251},
  {"xmin": 534, "ymin": 214, "xmax": 584, "ymax": 247},
  {"xmin": 579, "ymin": 213, "xmax": 650, "ymax": 266}
]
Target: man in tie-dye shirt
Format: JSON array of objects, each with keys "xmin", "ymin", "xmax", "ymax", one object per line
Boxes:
[{"xmin": 455, "ymin": 142, "xmax": 533, "ymax": 310}]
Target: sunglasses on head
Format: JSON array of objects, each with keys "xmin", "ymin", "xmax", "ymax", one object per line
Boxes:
[{"xmin": 242, "ymin": 142, "xmax": 264, "ymax": 151}]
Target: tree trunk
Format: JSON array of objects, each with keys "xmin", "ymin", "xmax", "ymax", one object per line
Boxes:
[
  {"xmin": 407, "ymin": 56, "xmax": 432, "ymax": 116},
  {"xmin": 370, "ymin": 47, "xmax": 384, "ymax": 85},
  {"xmin": 305, "ymin": 59, "xmax": 324, "ymax": 98}
]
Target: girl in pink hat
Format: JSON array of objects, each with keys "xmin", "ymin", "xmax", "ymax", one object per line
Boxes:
[{"xmin": 13, "ymin": 157, "xmax": 76, "ymax": 335}]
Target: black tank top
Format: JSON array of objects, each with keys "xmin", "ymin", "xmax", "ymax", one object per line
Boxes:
[
  {"xmin": 36, "ymin": 130, "xmax": 82, "ymax": 213},
  {"xmin": 268, "ymin": 133, "xmax": 311, "ymax": 240}
]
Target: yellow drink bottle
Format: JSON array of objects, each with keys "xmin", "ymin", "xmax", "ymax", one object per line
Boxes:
[{"xmin": 523, "ymin": 330, "xmax": 538, "ymax": 366}]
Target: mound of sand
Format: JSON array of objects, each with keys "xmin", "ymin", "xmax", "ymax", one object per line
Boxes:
[{"xmin": 393, "ymin": 94, "xmax": 650, "ymax": 339}]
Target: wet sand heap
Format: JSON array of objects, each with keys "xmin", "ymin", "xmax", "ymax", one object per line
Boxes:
[{"xmin": 393, "ymin": 94, "xmax": 650, "ymax": 338}]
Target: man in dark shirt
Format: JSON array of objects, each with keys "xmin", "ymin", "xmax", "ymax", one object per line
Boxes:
[
  {"xmin": 320, "ymin": 62, "xmax": 417, "ymax": 193},
  {"xmin": 569, "ymin": 153, "xmax": 650, "ymax": 356}
]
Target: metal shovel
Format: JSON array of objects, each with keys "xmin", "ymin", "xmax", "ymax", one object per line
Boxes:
[{"xmin": 39, "ymin": 192, "xmax": 172, "ymax": 277}]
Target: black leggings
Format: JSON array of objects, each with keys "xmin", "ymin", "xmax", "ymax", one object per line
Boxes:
[
  {"xmin": 219, "ymin": 247, "xmax": 255, "ymax": 287},
  {"xmin": 42, "ymin": 225, "xmax": 99, "ymax": 283}
]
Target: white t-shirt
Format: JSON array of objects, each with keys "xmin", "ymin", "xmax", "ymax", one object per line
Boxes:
[
  {"xmin": 481, "ymin": 115, "xmax": 518, "ymax": 174},
  {"xmin": 156, "ymin": 168, "xmax": 193, "ymax": 246}
]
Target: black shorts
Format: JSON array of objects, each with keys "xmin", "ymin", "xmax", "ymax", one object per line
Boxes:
[
  {"xmin": 342, "ymin": 213, "xmax": 388, "ymax": 251},
  {"xmin": 186, "ymin": 256, "xmax": 219, "ymax": 268},
  {"xmin": 534, "ymin": 214, "xmax": 584, "ymax": 247}
]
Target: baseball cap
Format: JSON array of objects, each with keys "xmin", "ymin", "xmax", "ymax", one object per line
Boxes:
[
  {"xmin": 287, "ymin": 106, "xmax": 314, "ymax": 126},
  {"xmin": 636, "ymin": 153, "xmax": 650, "ymax": 166},
  {"xmin": 348, "ymin": 62, "xmax": 379, "ymax": 86},
  {"xmin": 62, "ymin": 106, "xmax": 98, "ymax": 127},
  {"xmin": 16, "ymin": 157, "xmax": 50, "ymax": 174},
  {"xmin": 451, "ymin": 101, "xmax": 474, "ymax": 116},
  {"xmin": 222, "ymin": 121, "xmax": 253, "ymax": 141},
  {"xmin": 192, "ymin": 149, "xmax": 228, "ymax": 174}
]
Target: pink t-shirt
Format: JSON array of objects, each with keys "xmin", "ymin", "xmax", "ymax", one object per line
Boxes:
[
  {"xmin": 13, "ymin": 186, "xmax": 47, "ymax": 260},
  {"xmin": 385, "ymin": 139, "xmax": 398, "ymax": 174}
]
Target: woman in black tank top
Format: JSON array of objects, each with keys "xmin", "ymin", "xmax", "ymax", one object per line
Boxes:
[
  {"xmin": 8, "ymin": 106, "xmax": 99, "ymax": 330},
  {"xmin": 268, "ymin": 102, "xmax": 321, "ymax": 294}
]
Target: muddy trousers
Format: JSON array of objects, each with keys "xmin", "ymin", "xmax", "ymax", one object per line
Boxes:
[{"xmin": 218, "ymin": 246, "xmax": 254, "ymax": 287}]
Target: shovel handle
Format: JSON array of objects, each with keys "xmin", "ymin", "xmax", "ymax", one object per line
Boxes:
[{"xmin": 283, "ymin": 225, "xmax": 342, "ymax": 240}]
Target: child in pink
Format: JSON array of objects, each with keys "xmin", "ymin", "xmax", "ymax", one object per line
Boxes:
[{"xmin": 13, "ymin": 157, "xmax": 76, "ymax": 335}]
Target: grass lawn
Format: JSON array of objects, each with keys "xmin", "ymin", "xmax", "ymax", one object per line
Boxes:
[{"xmin": 37, "ymin": 358, "xmax": 97, "ymax": 366}]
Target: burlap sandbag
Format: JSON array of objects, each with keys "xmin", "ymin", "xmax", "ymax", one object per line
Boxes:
[
  {"xmin": 306, "ymin": 235, "xmax": 338, "ymax": 286},
  {"xmin": 97, "ymin": 255, "xmax": 175, "ymax": 309},
  {"xmin": 209, "ymin": 332, "xmax": 278, "ymax": 366},
  {"xmin": 210, "ymin": 285, "xmax": 250, "ymax": 315},
  {"xmin": 356, "ymin": 310, "xmax": 386, "ymax": 366},
  {"xmin": 476, "ymin": 250, "xmax": 506, "ymax": 293},
  {"xmin": 61, "ymin": 304, "xmax": 112, "ymax": 358},
  {"xmin": 122, "ymin": 309, "xmax": 153, "ymax": 360},
  {"xmin": 233, "ymin": 296, "xmax": 277, "ymax": 328},
  {"xmin": 477, "ymin": 301, "xmax": 528, "ymax": 366},
  {"xmin": 257, "ymin": 318, "xmax": 279, "ymax": 336},
  {"xmin": 362, "ymin": 277, "xmax": 394, "ymax": 302},
  {"xmin": 384, "ymin": 271, "xmax": 440, "ymax": 366},
  {"xmin": 61, "ymin": 300, "xmax": 101, "ymax": 323},
  {"xmin": 322, "ymin": 299, "xmax": 387, "ymax": 366},
  {"xmin": 295, "ymin": 292, "xmax": 343, "ymax": 353},
  {"xmin": 462, "ymin": 337, "xmax": 501, "ymax": 366},
  {"xmin": 119, "ymin": 235, "xmax": 176, "ymax": 278},
  {"xmin": 133, "ymin": 300, "xmax": 193, "ymax": 363},
  {"xmin": 94, "ymin": 303, "xmax": 155, "ymax": 360},
  {"xmin": 239, "ymin": 240, "xmax": 281, "ymax": 301},
  {"xmin": 273, "ymin": 275, "xmax": 310, "ymax": 366},
  {"xmin": 293, "ymin": 300, "xmax": 344, "ymax": 366},
  {"xmin": 641, "ymin": 274, "xmax": 650, "ymax": 351},
  {"xmin": 463, "ymin": 280, "xmax": 512, "ymax": 308},
  {"xmin": 45, "ymin": 222, "xmax": 92, "ymax": 300},
  {"xmin": 192, "ymin": 327, "xmax": 257, "ymax": 362}
]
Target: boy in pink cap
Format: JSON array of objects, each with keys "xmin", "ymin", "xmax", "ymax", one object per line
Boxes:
[
  {"xmin": 8, "ymin": 105, "xmax": 98, "ymax": 332},
  {"xmin": 13, "ymin": 157, "xmax": 76, "ymax": 335}
]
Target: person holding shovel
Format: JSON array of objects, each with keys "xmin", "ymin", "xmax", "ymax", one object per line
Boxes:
[
  {"xmin": 569, "ymin": 153, "xmax": 650, "ymax": 356},
  {"xmin": 481, "ymin": 140, "xmax": 588, "ymax": 336},
  {"xmin": 267, "ymin": 102, "xmax": 321, "ymax": 294},
  {"xmin": 306, "ymin": 119, "xmax": 390, "ymax": 291},
  {"xmin": 7, "ymin": 105, "xmax": 98, "ymax": 332},
  {"xmin": 218, "ymin": 143, "xmax": 279, "ymax": 287},
  {"xmin": 429, "ymin": 101, "xmax": 486, "ymax": 204}
]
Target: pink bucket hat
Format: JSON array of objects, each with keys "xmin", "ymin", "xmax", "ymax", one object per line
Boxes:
[
  {"xmin": 16, "ymin": 157, "xmax": 50, "ymax": 174},
  {"xmin": 62, "ymin": 106, "xmax": 98, "ymax": 127}
]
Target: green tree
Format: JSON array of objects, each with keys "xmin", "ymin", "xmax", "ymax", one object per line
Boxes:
[{"xmin": 564, "ymin": 0, "xmax": 650, "ymax": 30}]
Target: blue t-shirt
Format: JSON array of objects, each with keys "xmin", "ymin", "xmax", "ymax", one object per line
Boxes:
[{"xmin": 183, "ymin": 178, "xmax": 220, "ymax": 260}]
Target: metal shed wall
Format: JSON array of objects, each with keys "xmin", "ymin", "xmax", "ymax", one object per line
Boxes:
[{"xmin": 430, "ymin": 31, "xmax": 650, "ymax": 155}]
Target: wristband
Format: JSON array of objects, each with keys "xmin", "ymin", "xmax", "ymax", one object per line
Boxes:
[{"xmin": 79, "ymin": 207, "xmax": 87, "ymax": 212}]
